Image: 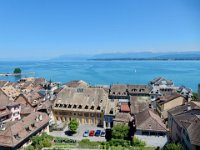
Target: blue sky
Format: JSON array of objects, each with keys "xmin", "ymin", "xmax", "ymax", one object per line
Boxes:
[{"xmin": 0, "ymin": 0, "xmax": 199, "ymax": 60}]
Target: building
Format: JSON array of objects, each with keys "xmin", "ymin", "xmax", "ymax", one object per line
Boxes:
[
  {"xmin": 127, "ymin": 84, "xmax": 150, "ymax": 97},
  {"xmin": 0, "ymin": 112, "xmax": 49, "ymax": 150},
  {"xmin": 130, "ymin": 96, "xmax": 150, "ymax": 115},
  {"xmin": 109, "ymin": 84, "xmax": 128, "ymax": 99},
  {"xmin": 113, "ymin": 112, "xmax": 131, "ymax": 125},
  {"xmin": 149, "ymin": 77, "xmax": 174, "ymax": 87},
  {"xmin": 156, "ymin": 93, "xmax": 185, "ymax": 121},
  {"xmin": 168, "ymin": 102, "xmax": 200, "ymax": 150},
  {"xmin": 149, "ymin": 77, "xmax": 176, "ymax": 101},
  {"xmin": 104, "ymin": 98, "xmax": 118, "ymax": 128},
  {"xmin": 15, "ymin": 91, "xmax": 43, "ymax": 108},
  {"xmin": 0, "ymin": 89, "xmax": 21, "ymax": 122},
  {"xmin": 177, "ymin": 86, "xmax": 192, "ymax": 101},
  {"xmin": 135, "ymin": 109, "xmax": 168, "ymax": 148},
  {"xmin": 1, "ymin": 86, "xmax": 20, "ymax": 100},
  {"xmin": 53, "ymin": 86, "xmax": 109, "ymax": 127}
]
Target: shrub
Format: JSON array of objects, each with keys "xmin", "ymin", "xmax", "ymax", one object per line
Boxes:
[
  {"xmin": 132, "ymin": 137, "xmax": 146, "ymax": 147},
  {"xmin": 112, "ymin": 124, "xmax": 129, "ymax": 139},
  {"xmin": 165, "ymin": 143, "xmax": 183, "ymax": 150}
]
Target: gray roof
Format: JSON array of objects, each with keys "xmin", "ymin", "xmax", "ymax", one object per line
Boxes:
[
  {"xmin": 130, "ymin": 96, "xmax": 150, "ymax": 114},
  {"xmin": 53, "ymin": 87, "xmax": 108, "ymax": 112},
  {"xmin": 109, "ymin": 84, "xmax": 128, "ymax": 97},
  {"xmin": 135, "ymin": 109, "xmax": 167, "ymax": 132},
  {"xmin": 127, "ymin": 84, "xmax": 150, "ymax": 95},
  {"xmin": 150, "ymin": 77, "xmax": 173, "ymax": 85},
  {"xmin": 174, "ymin": 109, "xmax": 200, "ymax": 146}
]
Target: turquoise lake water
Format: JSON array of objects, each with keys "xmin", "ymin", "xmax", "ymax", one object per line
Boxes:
[{"xmin": 0, "ymin": 60, "xmax": 200, "ymax": 91}]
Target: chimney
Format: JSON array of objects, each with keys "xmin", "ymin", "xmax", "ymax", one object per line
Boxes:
[
  {"xmin": 39, "ymin": 114, "xmax": 43, "ymax": 121},
  {"xmin": 187, "ymin": 104, "xmax": 191, "ymax": 111}
]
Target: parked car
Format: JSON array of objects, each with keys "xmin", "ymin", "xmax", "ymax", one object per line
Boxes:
[
  {"xmin": 83, "ymin": 130, "xmax": 89, "ymax": 137},
  {"xmin": 101, "ymin": 131, "xmax": 105, "ymax": 137},
  {"xmin": 95, "ymin": 130, "xmax": 101, "ymax": 136},
  {"xmin": 89, "ymin": 130, "xmax": 95, "ymax": 136}
]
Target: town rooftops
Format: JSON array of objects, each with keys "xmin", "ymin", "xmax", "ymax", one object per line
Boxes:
[
  {"xmin": 130, "ymin": 96, "xmax": 150, "ymax": 114},
  {"xmin": 109, "ymin": 84, "xmax": 128, "ymax": 97},
  {"xmin": 65, "ymin": 80, "xmax": 89, "ymax": 88},
  {"xmin": 127, "ymin": 84, "xmax": 150, "ymax": 95},
  {"xmin": 150, "ymin": 77, "xmax": 173, "ymax": 86},
  {"xmin": 135, "ymin": 109, "xmax": 167, "ymax": 132},
  {"xmin": 173, "ymin": 109, "xmax": 200, "ymax": 146},
  {"xmin": 0, "ymin": 81, "xmax": 8, "ymax": 87},
  {"xmin": 113, "ymin": 112, "xmax": 131, "ymax": 123},
  {"xmin": 120, "ymin": 103, "xmax": 130, "ymax": 112},
  {"xmin": 1, "ymin": 86, "xmax": 20, "ymax": 100},
  {"xmin": 156, "ymin": 92, "xmax": 184, "ymax": 105},
  {"xmin": 0, "ymin": 112, "xmax": 49, "ymax": 148},
  {"xmin": 53, "ymin": 86, "xmax": 108, "ymax": 112},
  {"xmin": 168, "ymin": 101, "xmax": 200, "ymax": 116}
]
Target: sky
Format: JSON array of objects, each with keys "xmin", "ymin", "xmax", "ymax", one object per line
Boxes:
[{"xmin": 0, "ymin": 0, "xmax": 200, "ymax": 60}]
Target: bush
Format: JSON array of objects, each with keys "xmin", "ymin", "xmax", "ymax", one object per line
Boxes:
[
  {"xmin": 132, "ymin": 137, "xmax": 146, "ymax": 147},
  {"xmin": 78, "ymin": 139, "xmax": 99, "ymax": 149},
  {"xmin": 54, "ymin": 137, "xmax": 76, "ymax": 144},
  {"xmin": 112, "ymin": 124, "xmax": 129, "ymax": 139},
  {"xmin": 165, "ymin": 143, "xmax": 183, "ymax": 150},
  {"xmin": 31, "ymin": 132, "xmax": 53, "ymax": 150},
  {"xmin": 109, "ymin": 139, "xmax": 129, "ymax": 147}
]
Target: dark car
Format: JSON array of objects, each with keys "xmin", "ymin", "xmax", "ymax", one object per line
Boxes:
[
  {"xmin": 89, "ymin": 130, "xmax": 95, "ymax": 136},
  {"xmin": 95, "ymin": 130, "xmax": 101, "ymax": 137}
]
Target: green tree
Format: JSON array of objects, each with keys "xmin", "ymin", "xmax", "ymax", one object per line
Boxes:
[
  {"xmin": 111, "ymin": 124, "xmax": 129, "ymax": 139},
  {"xmin": 13, "ymin": 68, "xmax": 22, "ymax": 74},
  {"xmin": 25, "ymin": 145, "xmax": 34, "ymax": 150},
  {"xmin": 192, "ymin": 92, "xmax": 198, "ymax": 101},
  {"xmin": 31, "ymin": 132, "xmax": 53, "ymax": 150},
  {"xmin": 68, "ymin": 119, "xmax": 79, "ymax": 133},
  {"xmin": 165, "ymin": 143, "xmax": 183, "ymax": 150}
]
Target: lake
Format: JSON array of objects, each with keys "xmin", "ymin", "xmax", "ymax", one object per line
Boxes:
[{"xmin": 0, "ymin": 60, "xmax": 199, "ymax": 91}]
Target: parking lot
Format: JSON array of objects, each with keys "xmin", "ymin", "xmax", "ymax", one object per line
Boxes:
[{"xmin": 49, "ymin": 124, "xmax": 106, "ymax": 142}]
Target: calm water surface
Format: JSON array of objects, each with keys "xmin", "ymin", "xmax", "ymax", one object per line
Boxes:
[{"xmin": 0, "ymin": 60, "xmax": 199, "ymax": 91}]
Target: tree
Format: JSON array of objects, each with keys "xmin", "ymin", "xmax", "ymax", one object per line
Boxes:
[
  {"xmin": 165, "ymin": 143, "xmax": 183, "ymax": 150},
  {"xmin": 192, "ymin": 92, "xmax": 198, "ymax": 101},
  {"xmin": 68, "ymin": 119, "xmax": 79, "ymax": 133},
  {"xmin": 31, "ymin": 132, "xmax": 53, "ymax": 150},
  {"xmin": 112, "ymin": 124, "xmax": 129, "ymax": 139},
  {"xmin": 13, "ymin": 68, "xmax": 22, "ymax": 74}
]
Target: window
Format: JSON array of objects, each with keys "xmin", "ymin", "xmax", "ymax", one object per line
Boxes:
[
  {"xmin": 85, "ymin": 105, "xmax": 88, "ymax": 109},
  {"xmin": 90, "ymin": 106, "xmax": 94, "ymax": 110},
  {"xmin": 78, "ymin": 105, "xmax": 82, "ymax": 109},
  {"xmin": 97, "ymin": 106, "xmax": 101, "ymax": 110},
  {"xmin": 14, "ymin": 134, "xmax": 21, "ymax": 140}
]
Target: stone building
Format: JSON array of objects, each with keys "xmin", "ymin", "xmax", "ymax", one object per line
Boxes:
[{"xmin": 53, "ymin": 86, "xmax": 109, "ymax": 127}]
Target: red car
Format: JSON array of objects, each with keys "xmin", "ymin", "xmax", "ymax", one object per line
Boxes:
[{"xmin": 89, "ymin": 130, "xmax": 95, "ymax": 136}]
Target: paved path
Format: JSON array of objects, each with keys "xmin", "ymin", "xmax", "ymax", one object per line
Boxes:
[{"xmin": 49, "ymin": 124, "xmax": 106, "ymax": 142}]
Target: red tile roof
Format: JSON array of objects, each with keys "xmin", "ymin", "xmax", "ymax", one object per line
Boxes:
[{"xmin": 120, "ymin": 103, "xmax": 130, "ymax": 112}]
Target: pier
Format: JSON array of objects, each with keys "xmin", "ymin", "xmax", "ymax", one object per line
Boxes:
[{"xmin": 0, "ymin": 72, "xmax": 35, "ymax": 76}]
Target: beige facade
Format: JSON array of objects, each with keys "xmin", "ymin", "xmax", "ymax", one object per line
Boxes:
[
  {"xmin": 53, "ymin": 109, "xmax": 104, "ymax": 125},
  {"xmin": 157, "ymin": 96, "xmax": 185, "ymax": 120}
]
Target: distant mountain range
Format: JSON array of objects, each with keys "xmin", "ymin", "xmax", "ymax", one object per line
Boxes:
[
  {"xmin": 90, "ymin": 51, "xmax": 200, "ymax": 60},
  {"xmin": 50, "ymin": 51, "xmax": 200, "ymax": 61}
]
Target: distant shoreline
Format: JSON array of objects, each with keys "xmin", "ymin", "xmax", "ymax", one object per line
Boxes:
[{"xmin": 88, "ymin": 58, "xmax": 200, "ymax": 61}]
